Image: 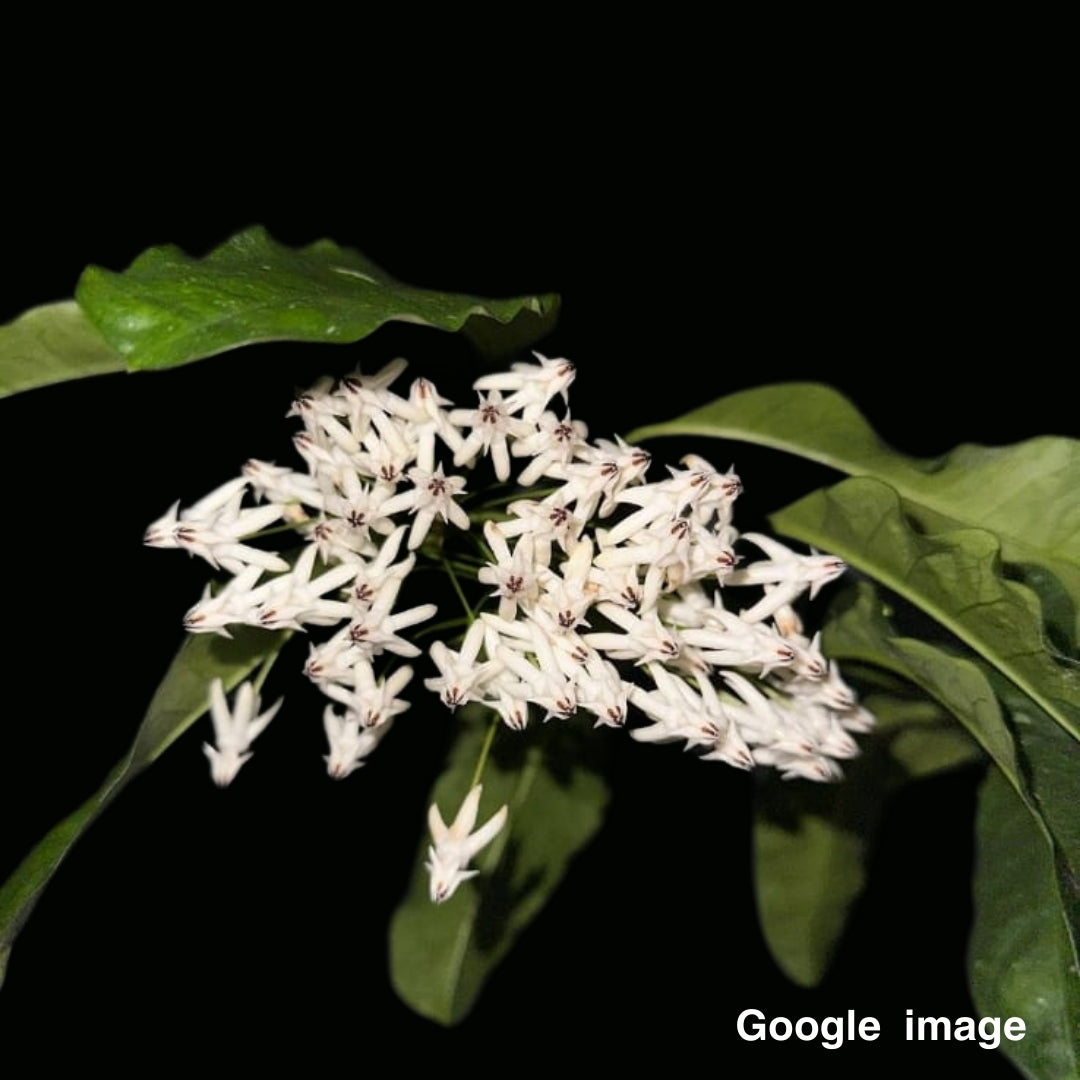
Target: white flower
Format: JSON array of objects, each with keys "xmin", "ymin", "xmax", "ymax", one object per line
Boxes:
[
  {"xmin": 574, "ymin": 653, "xmax": 632, "ymax": 728},
  {"xmin": 330, "ymin": 598, "xmax": 438, "ymax": 662},
  {"xmin": 322, "ymin": 659, "xmax": 414, "ymax": 728},
  {"xmin": 511, "ymin": 410, "xmax": 590, "ymax": 486},
  {"xmin": 380, "ymin": 464, "xmax": 470, "ymax": 550},
  {"xmin": 727, "ymin": 534, "xmax": 846, "ymax": 621},
  {"xmin": 407, "ymin": 377, "xmax": 464, "ymax": 473},
  {"xmin": 323, "ymin": 706, "xmax": 394, "ymax": 779},
  {"xmin": 183, "ymin": 565, "xmax": 269, "ymax": 636},
  {"xmin": 489, "ymin": 686, "xmax": 531, "ymax": 731},
  {"xmin": 473, "ymin": 352, "xmax": 576, "ymax": 421},
  {"xmin": 489, "ymin": 615, "xmax": 578, "ymax": 721},
  {"xmin": 425, "ymin": 620, "xmax": 495, "ymax": 709},
  {"xmin": 145, "ymin": 477, "xmax": 289, "ymax": 575},
  {"xmin": 478, "ymin": 521, "xmax": 541, "ymax": 620},
  {"xmin": 253, "ymin": 542, "xmax": 358, "ymax": 631},
  {"xmin": 450, "ymin": 390, "xmax": 532, "ymax": 480},
  {"xmin": 426, "ymin": 784, "xmax": 508, "ymax": 904},
  {"xmin": 243, "ymin": 459, "xmax": 325, "ymax": 510},
  {"xmin": 680, "ymin": 605, "xmax": 796, "ymax": 676},
  {"xmin": 629, "ymin": 663, "xmax": 752, "ymax": 768},
  {"xmin": 535, "ymin": 535, "xmax": 593, "ymax": 632},
  {"xmin": 583, "ymin": 602, "xmax": 682, "ymax": 665},
  {"xmin": 497, "ymin": 495, "xmax": 585, "ymax": 571},
  {"xmin": 340, "ymin": 357, "xmax": 414, "ymax": 433},
  {"xmin": 202, "ymin": 678, "xmax": 283, "ymax": 787}
]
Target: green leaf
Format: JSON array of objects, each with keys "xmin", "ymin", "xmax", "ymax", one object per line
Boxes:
[
  {"xmin": 389, "ymin": 711, "xmax": 610, "ymax": 1025},
  {"xmin": 990, "ymin": 675, "xmax": 1080, "ymax": 965},
  {"xmin": 754, "ymin": 606, "xmax": 981, "ymax": 987},
  {"xmin": 754, "ymin": 782, "xmax": 873, "ymax": 988},
  {"xmin": 633, "ymin": 384, "xmax": 1080, "ymax": 992},
  {"xmin": 628, "ymin": 383, "xmax": 1080, "ymax": 638},
  {"xmin": 823, "ymin": 581, "xmax": 1023, "ymax": 779},
  {"xmin": 76, "ymin": 226, "xmax": 559, "ymax": 372},
  {"xmin": 800, "ymin": 564, "xmax": 1080, "ymax": 987},
  {"xmin": 0, "ymin": 301, "xmax": 125, "ymax": 399},
  {"xmin": 0, "ymin": 627, "xmax": 282, "ymax": 986},
  {"xmin": 971, "ymin": 767, "xmax": 1080, "ymax": 1080},
  {"xmin": 872, "ymin": 690, "xmax": 982, "ymax": 777},
  {"xmin": 771, "ymin": 478, "xmax": 1080, "ymax": 746}
]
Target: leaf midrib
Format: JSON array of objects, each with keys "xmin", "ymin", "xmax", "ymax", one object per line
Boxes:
[{"xmin": 776, "ymin": 479, "xmax": 1080, "ymax": 745}]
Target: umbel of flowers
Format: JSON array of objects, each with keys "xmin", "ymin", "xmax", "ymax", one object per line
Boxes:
[{"xmin": 146, "ymin": 355, "xmax": 874, "ymax": 902}]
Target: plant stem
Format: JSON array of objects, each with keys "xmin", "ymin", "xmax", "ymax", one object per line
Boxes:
[
  {"xmin": 442, "ymin": 557, "xmax": 475, "ymax": 622},
  {"xmin": 469, "ymin": 713, "xmax": 501, "ymax": 790}
]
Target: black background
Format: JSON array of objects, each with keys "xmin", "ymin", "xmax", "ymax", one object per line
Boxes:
[{"xmin": 0, "ymin": 80, "xmax": 1067, "ymax": 1075}]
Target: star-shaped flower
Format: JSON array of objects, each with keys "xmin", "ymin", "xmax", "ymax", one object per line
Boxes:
[
  {"xmin": 323, "ymin": 705, "xmax": 394, "ymax": 779},
  {"xmin": 425, "ymin": 784, "xmax": 508, "ymax": 903},
  {"xmin": 202, "ymin": 678, "xmax": 283, "ymax": 787},
  {"xmin": 380, "ymin": 464, "xmax": 469, "ymax": 549}
]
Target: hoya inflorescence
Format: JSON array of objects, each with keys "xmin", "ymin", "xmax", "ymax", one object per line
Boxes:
[{"xmin": 146, "ymin": 354, "xmax": 874, "ymax": 902}]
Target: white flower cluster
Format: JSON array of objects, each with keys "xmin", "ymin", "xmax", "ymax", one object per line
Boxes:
[{"xmin": 146, "ymin": 352, "xmax": 873, "ymax": 820}]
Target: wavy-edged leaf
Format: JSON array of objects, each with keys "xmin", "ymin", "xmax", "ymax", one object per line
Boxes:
[
  {"xmin": 771, "ymin": 477, "xmax": 1080, "ymax": 745},
  {"xmin": 0, "ymin": 626, "xmax": 282, "ymax": 986},
  {"xmin": 390, "ymin": 711, "xmax": 610, "ymax": 1025},
  {"xmin": 827, "ymin": 582, "xmax": 1077, "ymax": 918},
  {"xmin": 971, "ymin": 768, "xmax": 1080, "ymax": 1080},
  {"xmin": 0, "ymin": 300, "xmax": 124, "ymax": 399},
  {"xmin": 76, "ymin": 226, "xmax": 560, "ymax": 372},
  {"xmin": 807, "ymin": 564, "xmax": 1080, "ymax": 978},
  {"xmin": 629, "ymin": 383, "xmax": 1080, "ymax": 639}
]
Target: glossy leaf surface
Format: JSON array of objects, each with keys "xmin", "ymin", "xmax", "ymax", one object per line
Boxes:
[
  {"xmin": 971, "ymin": 768, "xmax": 1080, "ymax": 1080},
  {"xmin": 77, "ymin": 226, "xmax": 559, "ymax": 371}
]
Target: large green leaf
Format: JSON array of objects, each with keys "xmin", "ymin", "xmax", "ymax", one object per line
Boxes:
[
  {"xmin": 756, "ymin": 693, "xmax": 982, "ymax": 984},
  {"xmin": 0, "ymin": 626, "xmax": 282, "ymax": 986},
  {"xmin": 882, "ymin": 650, "xmax": 1080, "ymax": 972},
  {"xmin": 389, "ymin": 711, "xmax": 610, "ymax": 1025},
  {"xmin": 771, "ymin": 478, "xmax": 1080, "ymax": 745},
  {"xmin": 629, "ymin": 383, "xmax": 1080, "ymax": 639},
  {"xmin": 971, "ymin": 767, "xmax": 1080, "ymax": 1080},
  {"xmin": 773, "ymin": 494, "xmax": 1080, "ymax": 973},
  {"xmin": 824, "ymin": 582, "xmax": 1023, "ymax": 780},
  {"xmin": 0, "ymin": 301, "xmax": 124, "ymax": 399},
  {"xmin": 754, "ymin": 594, "xmax": 981, "ymax": 987},
  {"xmin": 848, "ymin": 580, "xmax": 1080, "ymax": 949},
  {"xmin": 76, "ymin": 226, "xmax": 559, "ymax": 372},
  {"xmin": 757, "ymin": 570, "xmax": 1080, "ymax": 1020}
]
